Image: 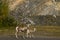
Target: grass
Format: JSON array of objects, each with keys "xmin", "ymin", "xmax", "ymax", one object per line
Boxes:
[
  {"xmin": 36, "ymin": 26, "xmax": 60, "ymax": 37},
  {"xmin": 0, "ymin": 27, "xmax": 15, "ymax": 36},
  {"xmin": 0, "ymin": 26, "xmax": 60, "ymax": 37}
]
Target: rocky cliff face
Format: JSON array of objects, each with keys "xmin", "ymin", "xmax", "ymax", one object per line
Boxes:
[{"xmin": 9, "ymin": 0, "xmax": 60, "ymax": 25}]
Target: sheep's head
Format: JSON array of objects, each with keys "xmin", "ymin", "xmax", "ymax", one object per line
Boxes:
[{"xmin": 34, "ymin": 28, "xmax": 36, "ymax": 32}]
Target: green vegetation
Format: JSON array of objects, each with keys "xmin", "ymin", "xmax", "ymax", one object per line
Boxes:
[
  {"xmin": 0, "ymin": 0, "xmax": 8, "ymax": 17},
  {"xmin": 0, "ymin": 0, "xmax": 17, "ymax": 28},
  {"xmin": 0, "ymin": 17, "xmax": 17, "ymax": 27}
]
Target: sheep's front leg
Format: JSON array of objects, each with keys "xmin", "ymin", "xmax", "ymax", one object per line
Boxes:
[
  {"xmin": 29, "ymin": 32, "xmax": 32, "ymax": 38},
  {"xmin": 26, "ymin": 32, "xmax": 33, "ymax": 38},
  {"xmin": 22, "ymin": 33, "xmax": 25, "ymax": 39}
]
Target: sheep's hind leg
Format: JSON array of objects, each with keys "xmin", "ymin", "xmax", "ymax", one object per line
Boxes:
[{"xmin": 15, "ymin": 31, "xmax": 18, "ymax": 39}]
